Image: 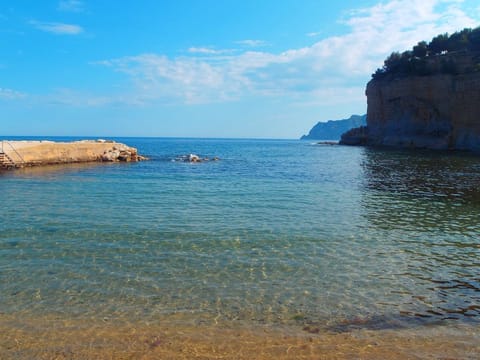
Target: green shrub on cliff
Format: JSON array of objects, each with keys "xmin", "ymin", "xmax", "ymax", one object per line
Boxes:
[
  {"xmin": 412, "ymin": 41, "xmax": 428, "ymax": 57},
  {"xmin": 373, "ymin": 27, "xmax": 480, "ymax": 79}
]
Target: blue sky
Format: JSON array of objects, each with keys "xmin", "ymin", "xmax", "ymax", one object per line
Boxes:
[{"xmin": 1, "ymin": 0, "xmax": 479, "ymax": 138}]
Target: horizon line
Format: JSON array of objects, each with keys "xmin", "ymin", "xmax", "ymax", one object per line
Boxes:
[{"xmin": 0, "ymin": 135, "xmax": 300, "ymax": 141}]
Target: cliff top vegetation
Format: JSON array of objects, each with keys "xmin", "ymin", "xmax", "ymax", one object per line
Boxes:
[{"xmin": 372, "ymin": 27, "xmax": 480, "ymax": 80}]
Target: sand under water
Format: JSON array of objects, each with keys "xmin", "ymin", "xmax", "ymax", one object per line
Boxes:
[
  {"xmin": 2, "ymin": 138, "xmax": 480, "ymax": 359},
  {"xmin": 1, "ymin": 313, "xmax": 479, "ymax": 359}
]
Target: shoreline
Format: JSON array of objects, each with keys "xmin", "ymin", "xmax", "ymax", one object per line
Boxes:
[
  {"xmin": 1, "ymin": 313, "xmax": 478, "ymax": 359},
  {"xmin": 0, "ymin": 140, "xmax": 146, "ymax": 169}
]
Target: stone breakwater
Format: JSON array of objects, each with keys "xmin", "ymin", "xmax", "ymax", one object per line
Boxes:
[
  {"xmin": 0, "ymin": 139, "xmax": 146, "ymax": 169},
  {"xmin": 340, "ymin": 72, "xmax": 480, "ymax": 151}
]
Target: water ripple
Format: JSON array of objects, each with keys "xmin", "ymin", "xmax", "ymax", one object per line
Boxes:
[{"xmin": 1, "ymin": 139, "xmax": 479, "ymax": 329}]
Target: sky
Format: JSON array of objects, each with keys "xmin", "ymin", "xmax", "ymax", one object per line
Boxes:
[{"xmin": 1, "ymin": 0, "xmax": 479, "ymax": 138}]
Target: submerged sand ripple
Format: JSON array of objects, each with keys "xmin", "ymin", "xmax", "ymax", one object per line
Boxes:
[{"xmin": 1, "ymin": 314, "xmax": 478, "ymax": 359}]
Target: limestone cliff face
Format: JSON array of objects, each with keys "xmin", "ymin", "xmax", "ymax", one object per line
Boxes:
[
  {"xmin": 345, "ymin": 73, "xmax": 480, "ymax": 151},
  {"xmin": 367, "ymin": 73, "xmax": 480, "ymax": 150}
]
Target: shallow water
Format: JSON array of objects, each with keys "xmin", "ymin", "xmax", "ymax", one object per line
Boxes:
[{"xmin": 1, "ymin": 138, "xmax": 479, "ymax": 335}]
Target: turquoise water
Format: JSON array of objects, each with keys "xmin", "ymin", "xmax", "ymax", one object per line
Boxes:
[{"xmin": 1, "ymin": 138, "xmax": 479, "ymax": 330}]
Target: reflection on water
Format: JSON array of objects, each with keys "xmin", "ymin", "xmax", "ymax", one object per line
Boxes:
[
  {"xmin": 362, "ymin": 148, "xmax": 480, "ymax": 202},
  {"xmin": 359, "ymin": 148, "xmax": 480, "ymax": 325},
  {"xmin": 0, "ymin": 161, "xmax": 131, "ymax": 178}
]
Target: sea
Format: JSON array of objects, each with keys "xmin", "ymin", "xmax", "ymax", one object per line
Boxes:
[{"xmin": 1, "ymin": 137, "xmax": 479, "ymax": 336}]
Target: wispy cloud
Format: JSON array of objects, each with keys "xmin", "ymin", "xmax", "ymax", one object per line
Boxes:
[
  {"xmin": 95, "ymin": 0, "xmax": 478, "ymax": 106},
  {"xmin": 30, "ymin": 20, "xmax": 83, "ymax": 35},
  {"xmin": 188, "ymin": 47, "xmax": 234, "ymax": 55},
  {"xmin": 306, "ymin": 32, "xmax": 322, "ymax": 38},
  {"xmin": 57, "ymin": 0, "xmax": 84, "ymax": 12},
  {"xmin": 236, "ymin": 39, "xmax": 268, "ymax": 47},
  {"xmin": 42, "ymin": 88, "xmax": 124, "ymax": 107},
  {"xmin": 0, "ymin": 87, "xmax": 27, "ymax": 100}
]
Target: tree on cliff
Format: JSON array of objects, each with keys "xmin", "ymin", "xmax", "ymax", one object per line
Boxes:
[
  {"xmin": 373, "ymin": 50, "xmax": 430, "ymax": 78},
  {"xmin": 372, "ymin": 27, "xmax": 480, "ymax": 79},
  {"xmin": 413, "ymin": 41, "xmax": 428, "ymax": 57},
  {"xmin": 428, "ymin": 33, "xmax": 449, "ymax": 55}
]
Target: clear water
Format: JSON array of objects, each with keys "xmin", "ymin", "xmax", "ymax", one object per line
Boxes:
[{"xmin": 1, "ymin": 138, "xmax": 479, "ymax": 331}]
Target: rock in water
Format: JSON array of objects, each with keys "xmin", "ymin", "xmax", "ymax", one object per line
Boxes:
[{"xmin": 188, "ymin": 154, "xmax": 201, "ymax": 162}]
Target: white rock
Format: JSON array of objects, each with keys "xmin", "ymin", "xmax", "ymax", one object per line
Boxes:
[{"xmin": 188, "ymin": 154, "xmax": 201, "ymax": 162}]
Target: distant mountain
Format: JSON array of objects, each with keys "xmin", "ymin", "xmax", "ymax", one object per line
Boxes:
[{"xmin": 301, "ymin": 114, "xmax": 367, "ymax": 140}]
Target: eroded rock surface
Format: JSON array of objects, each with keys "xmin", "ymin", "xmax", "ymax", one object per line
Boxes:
[
  {"xmin": 341, "ymin": 72, "xmax": 480, "ymax": 151},
  {"xmin": 0, "ymin": 140, "xmax": 146, "ymax": 169}
]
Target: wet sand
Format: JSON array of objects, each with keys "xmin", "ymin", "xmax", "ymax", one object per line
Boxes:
[{"xmin": 1, "ymin": 314, "xmax": 478, "ymax": 359}]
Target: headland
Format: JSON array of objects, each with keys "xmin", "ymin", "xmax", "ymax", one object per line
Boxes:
[
  {"xmin": 340, "ymin": 27, "xmax": 480, "ymax": 151},
  {"xmin": 301, "ymin": 114, "xmax": 366, "ymax": 141}
]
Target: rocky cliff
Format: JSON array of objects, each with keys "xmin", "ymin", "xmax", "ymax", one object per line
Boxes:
[
  {"xmin": 301, "ymin": 114, "xmax": 366, "ymax": 140},
  {"xmin": 340, "ymin": 72, "xmax": 480, "ymax": 151},
  {"xmin": 340, "ymin": 28, "xmax": 480, "ymax": 151}
]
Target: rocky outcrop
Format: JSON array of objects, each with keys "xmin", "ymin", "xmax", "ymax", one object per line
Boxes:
[
  {"xmin": 101, "ymin": 146, "xmax": 145, "ymax": 162},
  {"xmin": 173, "ymin": 154, "xmax": 220, "ymax": 163},
  {"xmin": 339, "ymin": 126, "xmax": 368, "ymax": 146},
  {"xmin": 340, "ymin": 72, "xmax": 480, "ymax": 151},
  {"xmin": 301, "ymin": 115, "xmax": 366, "ymax": 140},
  {"xmin": 0, "ymin": 140, "xmax": 147, "ymax": 169}
]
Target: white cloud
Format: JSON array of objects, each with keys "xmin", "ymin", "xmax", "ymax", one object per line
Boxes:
[
  {"xmin": 236, "ymin": 39, "xmax": 268, "ymax": 47},
  {"xmin": 97, "ymin": 0, "xmax": 479, "ymax": 106},
  {"xmin": 58, "ymin": 0, "xmax": 84, "ymax": 12},
  {"xmin": 188, "ymin": 47, "xmax": 234, "ymax": 55},
  {"xmin": 30, "ymin": 20, "xmax": 83, "ymax": 35},
  {"xmin": 0, "ymin": 87, "xmax": 27, "ymax": 100},
  {"xmin": 43, "ymin": 88, "xmax": 122, "ymax": 107},
  {"xmin": 306, "ymin": 32, "xmax": 322, "ymax": 37}
]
